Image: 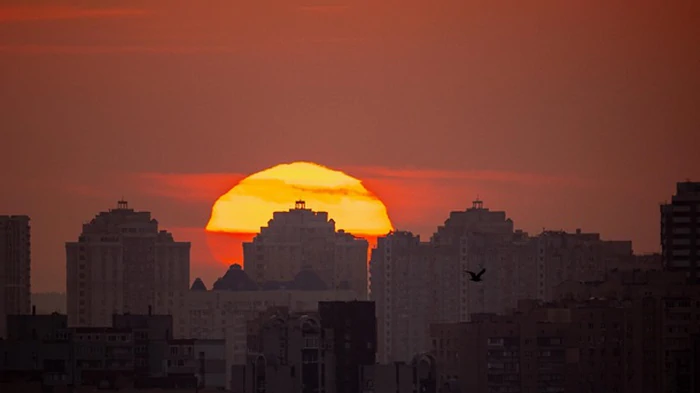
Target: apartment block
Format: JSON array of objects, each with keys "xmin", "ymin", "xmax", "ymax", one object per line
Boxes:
[
  {"xmin": 431, "ymin": 302, "xmax": 578, "ymax": 393},
  {"xmin": 661, "ymin": 181, "xmax": 700, "ymax": 282},
  {"xmin": 65, "ymin": 200, "xmax": 190, "ymax": 332},
  {"xmin": 359, "ymin": 355, "xmax": 438, "ymax": 393},
  {"xmin": 319, "ymin": 301, "xmax": 377, "ymax": 393},
  {"xmin": 554, "ymin": 269, "xmax": 700, "ymax": 393},
  {"xmin": 0, "ymin": 215, "xmax": 31, "ymax": 339},
  {"xmin": 370, "ymin": 231, "xmax": 432, "ymax": 363},
  {"xmin": 535, "ymin": 229, "xmax": 633, "ymax": 302},
  {"xmin": 243, "ymin": 200, "xmax": 369, "ymax": 299}
]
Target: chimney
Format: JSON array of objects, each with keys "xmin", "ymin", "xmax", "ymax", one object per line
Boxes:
[
  {"xmin": 32, "ymin": 305, "xmax": 36, "ymax": 315},
  {"xmin": 148, "ymin": 305, "xmax": 152, "ymax": 316}
]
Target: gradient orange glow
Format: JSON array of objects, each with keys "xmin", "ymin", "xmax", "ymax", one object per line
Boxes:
[{"xmin": 205, "ymin": 161, "xmax": 393, "ymax": 264}]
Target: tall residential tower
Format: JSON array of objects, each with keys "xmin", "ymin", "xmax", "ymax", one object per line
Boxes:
[
  {"xmin": 243, "ymin": 200, "xmax": 369, "ymax": 299},
  {"xmin": 370, "ymin": 231, "xmax": 431, "ymax": 363},
  {"xmin": 0, "ymin": 215, "xmax": 31, "ymax": 338},
  {"xmin": 661, "ymin": 181, "xmax": 700, "ymax": 282},
  {"xmin": 65, "ymin": 201, "xmax": 190, "ymax": 332}
]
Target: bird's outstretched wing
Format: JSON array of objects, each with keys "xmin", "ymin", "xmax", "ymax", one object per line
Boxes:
[
  {"xmin": 463, "ymin": 270, "xmax": 477, "ymax": 278},
  {"xmin": 476, "ymin": 268, "xmax": 486, "ymax": 278}
]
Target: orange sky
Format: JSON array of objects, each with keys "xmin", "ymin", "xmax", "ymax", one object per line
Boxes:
[{"xmin": 0, "ymin": 1, "xmax": 699, "ymax": 291}]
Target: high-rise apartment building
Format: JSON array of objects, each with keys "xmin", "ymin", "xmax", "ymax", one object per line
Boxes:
[
  {"xmin": 319, "ymin": 301, "xmax": 377, "ymax": 393},
  {"xmin": 65, "ymin": 201, "xmax": 190, "ymax": 330},
  {"xmin": 0, "ymin": 215, "xmax": 31, "ymax": 339},
  {"xmin": 431, "ymin": 288, "xmax": 700, "ymax": 393},
  {"xmin": 370, "ymin": 201, "xmax": 533, "ymax": 364},
  {"xmin": 430, "ymin": 199, "xmax": 516, "ymax": 323},
  {"xmin": 184, "ymin": 264, "xmax": 358, "ymax": 342},
  {"xmin": 370, "ymin": 200, "xmax": 636, "ymax": 363},
  {"xmin": 661, "ymin": 181, "xmax": 700, "ymax": 282},
  {"xmin": 431, "ymin": 304, "xmax": 579, "ymax": 393},
  {"xmin": 554, "ymin": 269, "xmax": 700, "ymax": 393},
  {"xmin": 233, "ymin": 301, "xmax": 376, "ymax": 393},
  {"xmin": 243, "ymin": 200, "xmax": 369, "ymax": 299},
  {"xmin": 370, "ymin": 231, "xmax": 432, "ymax": 363},
  {"xmin": 535, "ymin": 229, "xmax": 633, "ymax": 301}
]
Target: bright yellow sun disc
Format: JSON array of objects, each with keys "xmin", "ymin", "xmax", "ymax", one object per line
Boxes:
[{"xmin": 206, "ymin": 162, "xmax": 393, "ymax": 236}]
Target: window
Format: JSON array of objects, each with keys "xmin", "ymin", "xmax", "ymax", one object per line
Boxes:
[{"xmin": 487, "ymin": 338, "xmax": 504, "ymax": 346}]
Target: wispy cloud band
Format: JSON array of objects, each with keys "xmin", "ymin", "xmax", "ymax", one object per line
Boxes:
[
  {"xmin": 121, "ymin": 166, "xmax": 591, "ymax": 203},
  {"xmin": 345, "ymin": 166, "xmax": 592, "ymax": 187},
  {"xmin": 0, "ymin": 5, "xmax": 149, "ymax": 23},
  {"xmin": 0, "ymin": 45, "xmax": 240, "ymax": 55}
]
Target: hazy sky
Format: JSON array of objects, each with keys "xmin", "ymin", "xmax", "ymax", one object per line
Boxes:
[{"xmin": 1, "ymin": 0, "xmax": 699, "ymax": 291}]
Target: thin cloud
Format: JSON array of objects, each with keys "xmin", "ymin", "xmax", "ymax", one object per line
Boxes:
[
  {"xmin": 0, "ymin": 45, "xmax": 240, "ymax": 55},
  {"xmin": 345, "ymin": 166, "xmax": 594, "ymax": 188},
  {"xmin": 0, "ymin": 5, "xmax": 150, "ymax": 23},
  {"xmin": 118, "ymin": 167, "xmax": 598, "ymax": 247},
  {"xmin": 133, "ymin": 173, "xmax": 246, "ymax": 203},
  {"xmin": 305, "ymin": 37, "xmax": 363, "ymax": 44},
  {"xmin": 298, "ymin": 5, "xmax": 351, "ymax": 14},
  {"xmin": 125, "ymin": 165, "xmax": 593, "ymax": 207}
]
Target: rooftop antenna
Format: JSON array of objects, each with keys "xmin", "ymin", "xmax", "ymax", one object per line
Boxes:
[
  {"xmin": 117, "ymin": 198, "xmax": 128, "ymax": 210},
  {"xmin": 472, "ymin": 195, "xmax": 483, "ymax": 210}
]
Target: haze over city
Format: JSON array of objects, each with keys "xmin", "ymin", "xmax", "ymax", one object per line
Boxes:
[
  {"xmin": 1, "ymin": 2, "xmax": 700, "ymax": 392},
  {"xmin": 1, "ymin": 0, "xmax": 698, "ymax": 292}
]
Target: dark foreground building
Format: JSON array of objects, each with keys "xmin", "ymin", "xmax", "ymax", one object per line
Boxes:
[
  {"xmin": 661, "ymin": 181, "xmax": 700, "ymax": 283},
  {"xmin": 319, "ymin": 301, "xmax": 377, "ymax": 393}
]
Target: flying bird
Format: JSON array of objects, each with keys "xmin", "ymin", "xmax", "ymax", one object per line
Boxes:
[{"xmin": 464, "ymin": 268, "xmax": 486, "ymax": 282}]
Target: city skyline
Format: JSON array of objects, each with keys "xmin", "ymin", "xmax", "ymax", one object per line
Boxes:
[
  {"xmin": 2, "ymin": 2, "xmax": 699, "ymax": 391},
  {"xmin": 2, "ymin": 1, "xmax": 699, "ymax": 293},
  {"xmin": 5, "ymin": 174, "xmax": 683, "ymax": 294},
  {"xmin": 2, "ymin": 180, "xmax": 698, "ymax": 392}
]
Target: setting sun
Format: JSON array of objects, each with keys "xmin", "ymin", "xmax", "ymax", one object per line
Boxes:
[{"xmin": 205, "ymin": 162, "xmax": 393, "ymax": 263}]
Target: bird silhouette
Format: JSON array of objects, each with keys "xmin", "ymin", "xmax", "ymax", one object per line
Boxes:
[{"xmin": 464, "ymin": 268, "xmax": 486, "ymax": 282}]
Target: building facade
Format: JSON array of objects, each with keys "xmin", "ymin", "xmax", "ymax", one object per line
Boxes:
[
  {"xmin": 65, "ymin": 201, "xmax": 190, "ymax": 330},
  {"xmin": 554, "ymin": 269, "xmax": 700, "ymax": 393},
  {"xmin": 243, "ymin": 201, "xmax": 369, "ymax": 299},
  {"xmin": 0, "ymin": 311, "xmax": 209, "ymax": 391},
  {"xmin": 231, "ymin": 301, "xmax": 377, "ymax": 393},
  {"xmin": 359, "ymin": 355, "xmax": 438, "ymax": 393},
  {"xmin": 370, "ymin": 200, "xmax": 636, "ymax": 364},
  {"xmin": 319, "ymin": 301, "xmax": 377, "ymax": 393},
  {"xmin": 661, "ymin": 181, "xmax": 700, "ymax": 282},
  {"xmin": 370, "ymin": 231, "xmax": 432, "ymax": 363},
  {"xmin": 429, "ymin": 200, "xmax": 516, "ymax": 324},
  {"xmin": 0, "ymin": 215, "xmax": 31, "ymax": 339},
  {"xmin": 184, "ymin": 264, "xmax": 360, "ymax": 341},
  {"xmin": 535, "ymin": 229, "xmax": 633, "ymax": 301}
]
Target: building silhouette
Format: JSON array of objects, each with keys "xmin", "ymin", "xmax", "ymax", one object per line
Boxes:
[
  {"xmin": 243, "ymin": 200, "xmax": 369, "ymax": 299},
  {"xmin": 319, "ymin": 300, "xmax": 376, "ymax": 393},
  {"xmin": 0, "ymin": 215, "xmax": 31, "ymax": 339},
  {"xmin": 229, "ymin": 301, "xmax": 377, "ymax": 393},
  {"xmin": 370, "ymin": 231, "xmax": 432, "ymax": 363},
  {"xmin": 371, "ymin": 200, "xmax": 637, "ymax": 364},
  {"xmin": 0, "ymin": 310, "xmax": 227, "ymax": 391},
  {"xmin": 112, "ymin": 309, "xmax": 173, "ymax": 378},
  {"xmin": 65, "ymin": 200, "xmax": 190, "ymax": 331},
  {"xmin": 535, "ymin": 229, "xmax": 633, "ymax": 301},
  {"xmin": 359, "ymin": 354, "xmax": 437, "ymax": 393},
  {"xmin": 431, "ymin": 269, "xmax": 700, "ymax": 393},
  {"xmin": 429, "ymin": 199, "xmax": 516, "ymax": 323},
  {"xmin": 181, "ymin": 263, "xmax": 366, "ymax": 390},
  {"xmin": 661, "ymin": 180, "xmax": 700, "ymax": 282}
]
